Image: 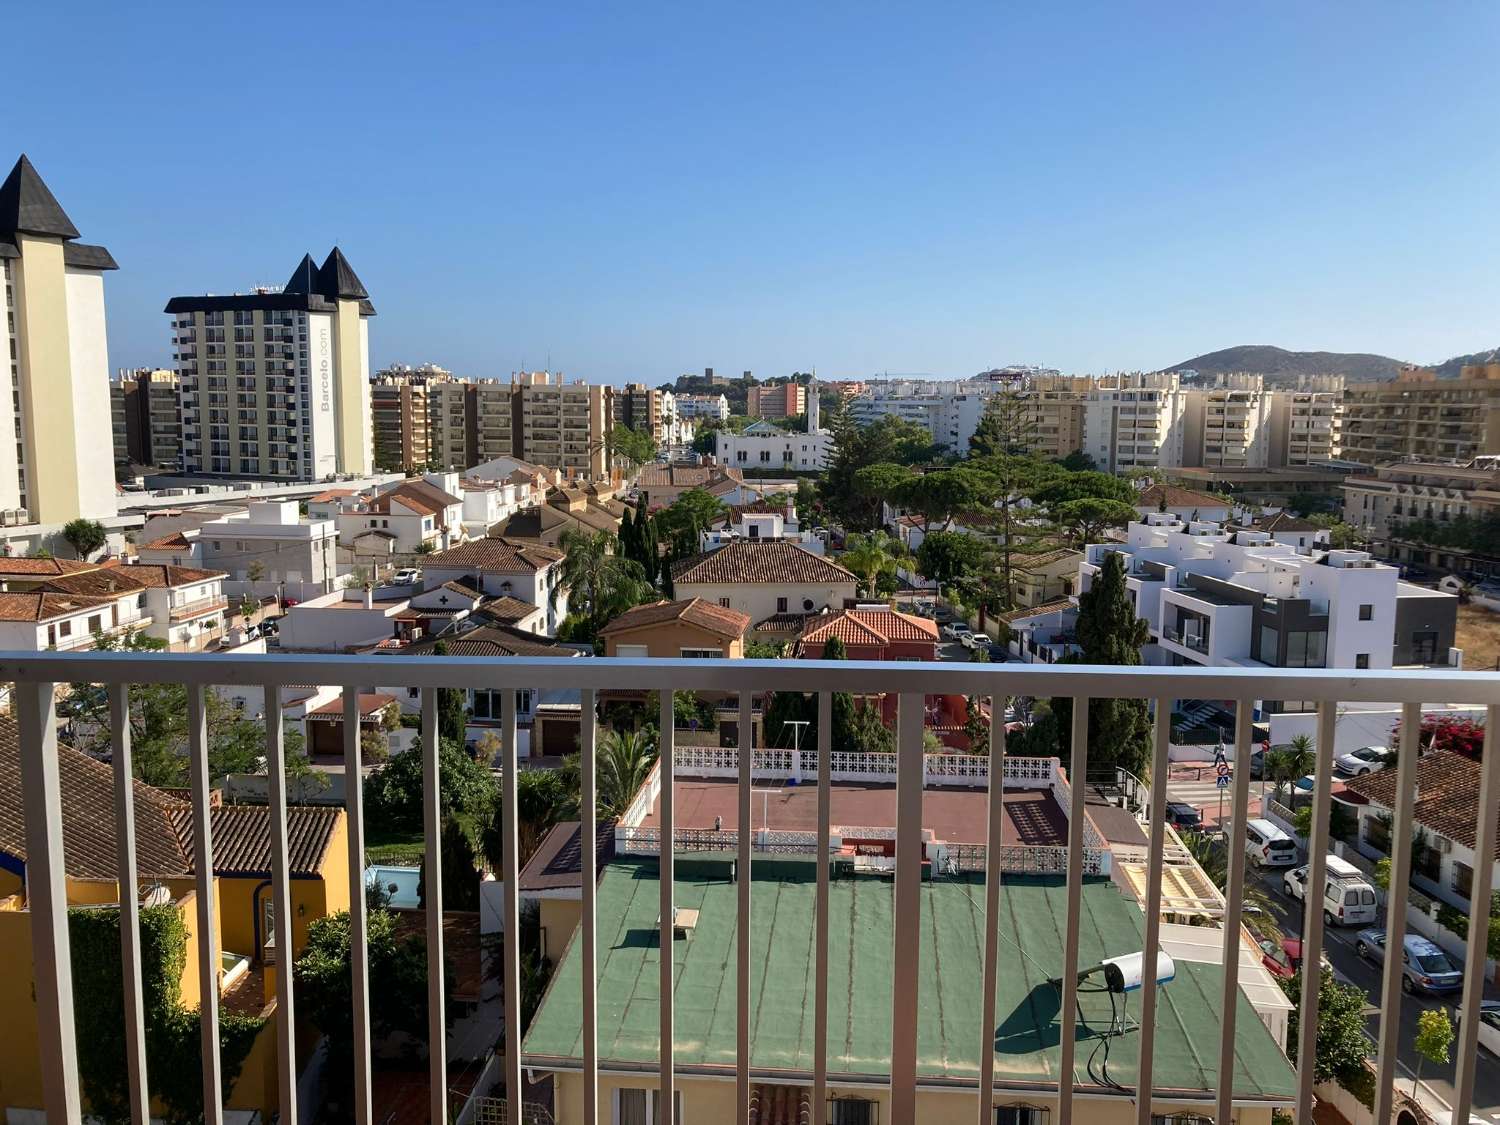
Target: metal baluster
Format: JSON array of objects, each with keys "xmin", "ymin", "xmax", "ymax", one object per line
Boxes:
[
  {"xmin": 502, "ymin": 689, "xmax": 523, "ymax": 1121},
  {"xmin": 342, "ymin": 690, "xmax": 372, "ymax": 1125},
  {"xmin": 659, "ymin": 690, "xmax": 675, "ymax": 1120},
  {"xmin": 1452, "ymin": 703, "xmax": 1500, "ymax": 1122},
  {"xmin": 264, "ymin": 684, "xmax": 297, "ymax": 1125},
  {"xmin": 580, "ymin": 689, "xmax": 599, "ymax": 1125},
  {"xmin": 110, "ymin": 683, "xmax": 149, "ymax": 1125},
  {"xmin": 16, "ymin": 678, "xmax": 81, "ymax": 1124},
  {"xmin": 890, "ymin": 693, "xmax": 924, "ymax": 1125},
  {"xmin": 187, "ymin": 686, "xmax": 223, "ymax": 1125},
  {"xmin": 978, "ymin": 694, "xmax": 1005, "ymax": 1125},
  {"xmin": 1293, "ymin": 701, "xmax": 1337, "ymax": 1123},
  {"xmin": 419, "ymin": 687, "xmax": 447, "ymax": 1124},
  {"xmin": 1057, "ymin": 697, "xmax": 1089, "ymax": 1120},
  {"xmin": 737, "ymin": 692, "xmax": 753, "ymax": 1121},
  {"xmin": 1373, "ymin": 700, "xmax": 1421, "ymax": 1123},
  {"xmin": 813, "ymin": 692, "xmax": 832, "ymax": 1125},
  {"xmin": 1135, "ymin": 696, "xmax": 1173, "ymax": 1125},
  {"xmin": 1216, "ymin": 698, "xmax": 1255, "ymax": 1124}
]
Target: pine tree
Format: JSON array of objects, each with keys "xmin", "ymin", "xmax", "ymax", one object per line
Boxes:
[
  {"xmin": 969, "ymin": 390, "xmax": 1039, "ymax": 459},
  {"xmin": 1052, "ymin": 551, "xmax": 1152, "ymax": 776},
  {"xmin": 821, "ymin": 635, "xmax": 860, "ymax": 753}
]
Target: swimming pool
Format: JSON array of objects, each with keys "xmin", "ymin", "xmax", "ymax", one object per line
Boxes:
[{"xmin": 365, "ymin": 864, "xmax": 421, "ymax": 909}]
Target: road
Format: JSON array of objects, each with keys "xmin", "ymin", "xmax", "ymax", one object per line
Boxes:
[
  {"xmin": 1163, "ymin": 772, "xmax": 1500, "ymax": 1118},
  {"xmin": 1253, "ymin": 865, "xmax": 1500, "ymax": 1120}
]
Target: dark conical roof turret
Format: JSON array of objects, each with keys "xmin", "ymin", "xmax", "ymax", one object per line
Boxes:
[
  {"xmin": 317, "ymin": 247, "xmax": 369, "ymax": 300},
  {"xmin": 283, "ymin": 253, "xmax": 319, "ymax": 294},
  {"xmin": 0, "ymin": 155, "xmax": 80, "ymax": 240}
]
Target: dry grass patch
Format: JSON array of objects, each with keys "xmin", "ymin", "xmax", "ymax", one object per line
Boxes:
[{"xmin": 1457, "ymin": 602, "xmax": 1500, "ymax": 671}]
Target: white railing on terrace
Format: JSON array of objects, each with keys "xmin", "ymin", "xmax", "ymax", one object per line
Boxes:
[
  {"xmin": 669, "ymin": 744, "xmax": 1058, "ymax": 788},
  {"xmin": 0, "ymin": 653, "xmax": 1496, "ymax": 1125}
]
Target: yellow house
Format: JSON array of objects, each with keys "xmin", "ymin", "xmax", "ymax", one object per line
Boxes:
[
  {"xmin": 597, "ymin": 598, "xmax": 752, "ymax": 659},
  {"xmin": 1007, "ymin": 548, "xmax": 1081, "ymax": 609},
  {"xmin": 0, "ymin": 719, "xmax": 349, "ymax": 1120},
  {"xmin": 518, "ymin": 821, "xmax": 616, "ymax": 964}
]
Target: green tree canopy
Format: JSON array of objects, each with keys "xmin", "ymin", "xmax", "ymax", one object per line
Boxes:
[
  {"xmin": 1280, "ymin": 966, "xmax": 1372, "ymax": 1085},
  {"xmin": 655, "ymin": 489, "xmax": 728, "ymax": 556},
  {"xmin": 363, "ymin": 736, "xmax": 496, "ymax": 836},
  {"xmin": 896, "ymin": 466, "xmax": 995, "ymax": 532},
  {"xmin": 969, "ymin": 390, "xmax": 1038, "ymax": 459},
  {"xmin": 61, "ymin": 517, "xmax": 108, "ymax": 560},
  {"xmin": 1053, "ymin": 497, "xmax": 1138, "ymax": 544},
  {"xmin": 553, "ymin": 527, "xmax": 655, "ymax": 636},
  {"xmin": 1031, "ymin": 471, "xmax": 1135, "ymax": 507},
  {"xmin": 916, "ymin": 530, "xmax": 989, "ymax": 587}
]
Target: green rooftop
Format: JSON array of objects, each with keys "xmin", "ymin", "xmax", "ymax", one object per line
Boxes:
[{"xmin": 523, "ymin": 858, "xmax": 1296, "ymax": 1102}]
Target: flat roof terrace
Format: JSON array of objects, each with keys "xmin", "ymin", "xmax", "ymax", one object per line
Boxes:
[{"xmin": 640, "ymin": 780, "xmax": 1068, "ymax": 846}]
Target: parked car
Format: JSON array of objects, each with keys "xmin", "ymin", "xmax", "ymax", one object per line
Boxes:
[
  {"xmin": 1354, "ymin": 930, "xmax": 1465, "ymax": 994},
  {"xmin": 1335, "ymin": 745, "xmax": 1390, "ymax": 776},
  {"xmin": 1258, "ymin": 936, "xmax": 1330, "ymax": 980},
  {"xmin": 959, "ymin": 630, "xmax": 982, "ymax": 649},
  {"xmin": 1458, "ymin": 999, "xmax": 1500, "ymax": 1056},
  {"xmin": 1282, "ymin": 855, "xmax": 1379, "ymax": 926},
  {"xmin": 392, "ymin": 567, "xmax": 422, "ymax": 586},
  {"xmin": 985, "ymin": 642, "xmax": 1008, "ymax": 661},
  {"xmin": 1244, "ymin": 818, "xmax": 1299, "ymax": 868},
  {"xmin": 1164, "ymin": 802, "xmax": 1202, "ymax": 830},
  {"xmin": 941, "ymin": 621, "xmax": 969, "ymax": 639}
]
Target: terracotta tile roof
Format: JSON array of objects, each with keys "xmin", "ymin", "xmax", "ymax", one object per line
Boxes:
[
  {"xmin": 0, "ymin": 719, "xmax": 191, "ymax": 880},
  {"xmin": 474, "ymin": 596, "xmax": 542, "ymax": 624},
  {"xmin": 636, "ymin": 464, "xmax": 740, "ymax": 491},
  {"xmin": 997, "ymin": 598, "xmax": 1075, "ymax": 624},
  {"xmin": 1010, "ymin": 548, "xmax": 1081, "ymax": 571},
  {"xmin": 307, "ymin": 692, "xmax": 398, "ymax": 719},
  {"xmin": 35, "ymin": 568, "xmax": 150, "ymax": 598},
  {"xmin": 796, "ymin": 607, "xmax": 939, "ymax": 647},
  {"xmin": 307, "ymin": 488, "xmax": 355, "ymax": 503},
  {"xmin": 517, "ymin": 820, "xmax": 617, "ymax": 893},
  {"xmin": 598, "ymin": 598, "xmax": 751, "ymax": 639},
  {"xmin": 0, "ymin": 590, "xmax": 114, "ymax": 621},
  {"xmin": 141, "ymin": 531, "xmax": 197, "ymax": 550},
  {"xmin": 752, "ymin": 611, "xmax": 818, "ymax": 633},
  {"xmin": 170, "ymin": 805, "xmax": 341, "ymax": 877},
  {"xmin": 671, "ymin": 541, "xmax": 856, "ymax": 585},
  {"xmin": 108, "ymin": 563, "xmax": 226, "ymax": 587},
  {"xmin": 1137, "ymin": 484, "xmax": 1227, "ymax": 510},
  {"xmin": 423, "ymin": 537, "xmax": 564, "ymax": 573},
  {"xmin": 1256, "ymin": 511, "xmax": 1320, "ymax": 533},
  {"xmin": 365, "ymin": 480, "xmax": 461, "ymax": 517},
  {"xmin": 0, "ymin": 557, "xmax": 97, "ymax": 576},
  {"xmin": 491, "ymin": 506, "xmax": 570, "ymax": 540},
  {"xmin": 1340, "ymin": 750, "xmax": 1497, "ymax": 852}
]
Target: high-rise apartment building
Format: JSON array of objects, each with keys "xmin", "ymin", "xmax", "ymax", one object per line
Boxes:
[
  {"xmin": 849, "ymin": 380, "xmax": 998, "ymax": 453},
  {"xmin": 746, "ymin": 382, "xmax": 806, "ymax": 419},
  {"xmin": 1342, "ymin": 364, "xmax": 1500, "ymax": 465},
  {"xmin": 421, "ymin": 373, "xmax": 613, "ymax": 479},
  {"xmin": 1081, "ymin": 372, "xmax": 1189, "ymax": 472},
  {"xmin": 1268, "ymin": 375, "xmax": 1342, "ymax": 466},
  {"xmin": 0, "ymin": 155, "xmax": 119, "ymax": 523},
  {"xmin": 1022, "ymin": 374, "xmax": 1086, "ymax": 459},
  {"xmin": 370, "ymin": 373, "xmax": 433, "ymax": 472},
  {"xmin": 675, "ymin": 393, "xmax": 729, "ymax": 420},
  {"xmin": 111, "ymin": 368, "xmax": 181, "ymax": 470},
  {"xmin": 166, "ymin": 248, "xmax": 375, "ymax": 481},
  {"xmin": 620, "ymin": 382, "xmax": 663, "ymax": 436},
  {"xmin": 1182, "ymin": 373, "xmax": 1272, "ymax": 470}
]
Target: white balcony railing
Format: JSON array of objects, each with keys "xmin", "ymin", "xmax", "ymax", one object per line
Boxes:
[{"xmin": 0, "ymin": 653, "xmax": 1496, "ymax": 1125}]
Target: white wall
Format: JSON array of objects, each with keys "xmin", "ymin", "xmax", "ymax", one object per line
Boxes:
[
  {"xmin": 307, "ymin": 312, "xmax": 338, "ymax": 479},
  {"xmin": 676, "ymin": 579, "xmax": 858, "ymax": 624},
  {"xmin": 64, "ymin": 268, "xmax": 118, "ymax": 520}
]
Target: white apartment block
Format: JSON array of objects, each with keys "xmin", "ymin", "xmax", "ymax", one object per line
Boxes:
[
  {"xmin": 1183, "ymin": 374, "xmax": 1271, "ymax": 470},
  {"xmin": 848, "ymin": 380, "xmax": 997, "ymax": 454},
  {"xmin": 1075, "ymin": 514, "xmax": 1458, "ymax": 680},
  {"xmin": 1268, "ymin": 375, "xmax": 1342, "ymax": 466},
  {"xmin": 674, "ymin": 393, "xmax": 729, "ymax": 421},
  {"xmin": 167, "ymin": 248, "xmax": 374, "ymax": 482},
  {"xmin": 1082, "ymin": 372, "xmax": 1189, "ymax": 472},
  {"xmin": 0, "ymin": 155, "xmax": 119, "ymax": 525},
  {"xmin": 714, "ymin": 420, "xmax": 833, "ymax": 472}
]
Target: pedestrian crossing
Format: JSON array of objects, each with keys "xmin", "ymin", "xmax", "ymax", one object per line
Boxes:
[{"xmin": 1165, "ymin": 768, "xmax": 1269, "ymax": 826}]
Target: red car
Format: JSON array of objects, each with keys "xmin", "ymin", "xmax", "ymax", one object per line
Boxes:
[{"xmin": 1259, "ymin": 936, "xmax": 1329, "ymax": 979}]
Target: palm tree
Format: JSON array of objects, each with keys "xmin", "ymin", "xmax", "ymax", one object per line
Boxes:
[
  {"xmin": 1181, "ymin": 831, "xmax": 1282, "ymax": 941},
  {"xmin": 841, "ymin": 531, "xmax": 901, "ymax": 598},
  {"xmin": 553, "ymin": 527, "xmax": 654, "ymax": 633},
  {"xmin": 1265, "ymin": 734, "xmax": 1316, "ymax": 804},
  {"xmin": 596, "ymin": 728, "xmax": 659, "ymax": 818}
]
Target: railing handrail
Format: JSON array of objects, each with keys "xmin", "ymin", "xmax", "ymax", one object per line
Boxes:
[{"xmin": 2, "ymin": 651, "xmax": 1496, "ymax": 704}]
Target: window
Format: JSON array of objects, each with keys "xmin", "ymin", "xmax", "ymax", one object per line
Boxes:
[
  {"xmin": 680, "ymin": 647, "xmax": 722, "ymax": 659},
  {"xmin": 615, "ymin": 643, "xmax": 650, "ymax": 658},
  {"xmin": 995, "ymin": 1107, "xmax": 1049, "ymax": 1125},
  {"xmin": 613, "ymin": 1089, "xmax": 648, "ymax": 1125},
  {"xmin": 777, "ymin": 597, "xmax": 788, "ymax": 613},
  {"xmin": 1355, "ymin": 653, "xmax": 1370, "ymax": 669},
  {"xmin": 1359, "ymin": 603, "xmax": 1373, "ymax": 620},
  {"xmin": 470, "ymin": 689, "xmax": 532, "ymax": 719},
  {"xmin": 1452, "ymin": 860, "xmax": 1474, "ymax": 898},
  {"xmin": 59, "ymin": 620, "xmax": 72, "ymax": 638},
  {"xmin": 719, "ymin": 597, "xmax": 731, "ymax": 608},
  {"xmin": 829, "ymin": 1098, "xmax": 877, "ymax": 1125},
  {"xmin": 1364, "ymin": 814, "xmax": 1392, "ymax": 854}
]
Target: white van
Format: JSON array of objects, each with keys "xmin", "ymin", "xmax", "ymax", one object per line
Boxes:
[
  {"xmin": 1283, "ymin": 854, "xmax": 1379, "ymax": 926},
  {"xmin": 1244, "ymin": 818, "xmax": 1299, "ymax": 868}
]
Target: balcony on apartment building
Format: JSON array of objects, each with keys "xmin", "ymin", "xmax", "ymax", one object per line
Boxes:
[{"xmin": 1, "ymin": 652, "xmax": 1496, "ymax": 1125}]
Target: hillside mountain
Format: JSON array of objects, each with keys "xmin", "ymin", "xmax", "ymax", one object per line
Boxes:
[
  {"xmin": 1431, "ymin": 347, "xmax": 1500, "ymax": 379},
  {"xmin": 1167, "ymin": 345, "xmax": 1406, "ymax": 382}
]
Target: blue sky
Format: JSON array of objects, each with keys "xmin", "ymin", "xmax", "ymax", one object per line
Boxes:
[{"xmin": 7, "ymin": 3, "xmax": 1499, "ymax": 383}]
